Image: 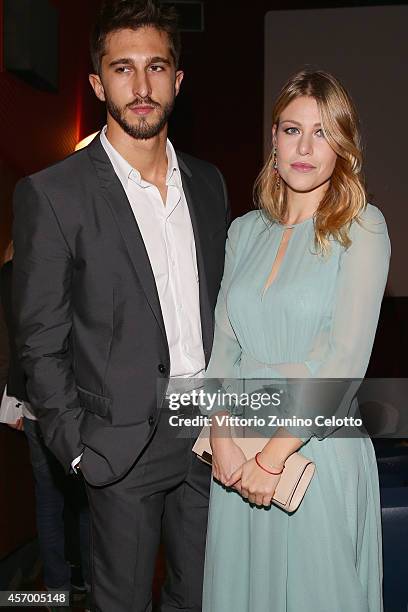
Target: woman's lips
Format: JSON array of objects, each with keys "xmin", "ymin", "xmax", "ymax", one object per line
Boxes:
[{"xmin": 290, "ymin": 162, "xmax": 316, "ymax": 172}]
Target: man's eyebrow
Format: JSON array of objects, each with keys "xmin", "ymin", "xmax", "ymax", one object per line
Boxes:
[
  {"xmin": 109, "ymin": 57, "xmax": 135, "ymax": 67},
  {"xmin": 146, "ymin": 56, "xmax": 171, "ymax": 65},
  {"xmin": 280, "ymin": 119, "xmax": 322, "ymax": 127}
]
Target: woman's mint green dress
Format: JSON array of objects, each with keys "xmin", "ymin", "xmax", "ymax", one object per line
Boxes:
[{"xmin": 202, "ymin": 205, "xmax": 390, "ymax": 612}]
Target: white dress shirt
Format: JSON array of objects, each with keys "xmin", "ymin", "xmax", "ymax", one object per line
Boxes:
[
  {"xmin": 100, "ymin": 126, "xmax": 205, "ymax": 378},
  {"xmin": 72, "ymin": 128, "xmax": 205, "ymax": 471}
]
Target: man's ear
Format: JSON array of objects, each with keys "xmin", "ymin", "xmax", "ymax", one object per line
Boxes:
[
  {"xmin": 174, "ymin": 70, "xmax": 184, "ymax": 97},
  {"xmin": 89, "ymin": 73, "xmax": 106, "ymax": 102}
]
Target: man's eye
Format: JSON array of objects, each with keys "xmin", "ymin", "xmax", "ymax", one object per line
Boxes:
[
  {"xmin": 149, "ymin": 65, "xmax": 164, "ymax": 72},
  {"xmin": 284, "ymin": 127, "xmax": 299, "ymax": 135},
  {"xmin": 116, "ymin": 66, "xmax": 131, "ymax": 73}
]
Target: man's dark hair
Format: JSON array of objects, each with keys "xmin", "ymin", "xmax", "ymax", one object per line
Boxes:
[{"xmin": 90, "ymin": 0, "xmax": 181, "ymax": 74}]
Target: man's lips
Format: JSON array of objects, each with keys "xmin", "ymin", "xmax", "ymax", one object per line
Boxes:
[
  {"xmin": 129, "ymin": 105, "xmax": 155, "ymax": 116},
  {"xmin": 290, "ymin": 162, "xmax": 316, "ymax": 172}
]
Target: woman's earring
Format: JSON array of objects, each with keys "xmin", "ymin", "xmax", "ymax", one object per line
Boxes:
[{"xmin": 273, "ymin": 147, "xmax": 280, "ymax": 189}]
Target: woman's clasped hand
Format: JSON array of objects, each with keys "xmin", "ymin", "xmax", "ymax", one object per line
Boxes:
[{"xmin": 226, "ymin": 455, "xmax": 283, "ymax": 507}]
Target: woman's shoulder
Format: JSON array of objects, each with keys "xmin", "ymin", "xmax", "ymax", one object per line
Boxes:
[
  {"xmin": 351, "ymin": 203, "xmax": 389, "ymax": 240},
  {"xmin": 227, "ymin": 209, "xmax": 269, "ymax": 242},
  {"xmin": 358, "ymin": 203, "xmax": 387, "ymax": 224},
  {"xmin": 345, "ymin": 203, "xmax": 390, "ymax": 260}
]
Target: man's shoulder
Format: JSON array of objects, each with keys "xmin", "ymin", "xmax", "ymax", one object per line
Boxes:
[
  {"xmin": 28, "ymin": 148, "xmax": 91, "ymax": 185},
  {"xmin": 176, "ymin": 151, "xmax": 227, "ymax": 209},
  {"xmin": 176, "ymin": 151, "xmax": 223, "ymax": 181},
  {"xmin": 23, "ymin": 144, "xmax": 96, "ymax": 193},
  {"xmin": 13, "ymin": 146, "xmax": 96, "ymax": 220}
]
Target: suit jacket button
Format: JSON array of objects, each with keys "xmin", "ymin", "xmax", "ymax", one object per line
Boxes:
[
  {"xmin": 158, "ymin": 364, "xmax": 167, "ymax": 375},
  {"xmin": 148, "ymin": 416, "xmax": 155, "ymax": 426}
]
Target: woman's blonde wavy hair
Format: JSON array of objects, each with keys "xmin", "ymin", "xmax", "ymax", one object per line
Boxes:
[{"xmin": 254, "ymin": 69, "xmax": 367, "ymax": 254}]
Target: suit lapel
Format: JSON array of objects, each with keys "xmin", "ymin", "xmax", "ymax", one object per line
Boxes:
[
  {"xmin": 87, "ymin": 136, "xmax": 168, "ymax": 346},
  {"xmin": 178, "ymin": 155, "xmax": 213, "ymax": 363}
]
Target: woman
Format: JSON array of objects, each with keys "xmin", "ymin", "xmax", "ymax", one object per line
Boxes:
[{"xmin": 202, "ymin": 69, "xmax": 390, "ymax": 612}]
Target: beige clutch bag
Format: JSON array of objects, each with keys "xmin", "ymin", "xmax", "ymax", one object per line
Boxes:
[{"xmin": 192, "ymin": 426, "xmax": 315, "ymax": 512}]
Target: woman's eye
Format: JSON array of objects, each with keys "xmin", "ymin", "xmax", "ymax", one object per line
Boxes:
[
  {"xmin": 316, "ymin": 128, "xmax": 325, "ymax": 138},
  {"xmin": 284, "ymin": 127, "xmax": 299, "ymax": 135}
]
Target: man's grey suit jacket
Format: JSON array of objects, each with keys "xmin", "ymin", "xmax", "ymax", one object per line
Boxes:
[{"xmin": 12, "ymin": 134, "xmax": 230, "ymax": 485}]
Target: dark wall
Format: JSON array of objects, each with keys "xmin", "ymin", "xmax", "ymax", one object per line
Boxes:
[
  {"xmin": 0, "ymin": 0, "xmax": 103, "ymax": 259},
  {"xmin": 0, "ymin": 426, "xmax": 36, "ymax": 560},
  {"xmin": 0, "ymin": 0, "xmax": 101, "ymax": 177},
  {"xmin": 170, "ymin": 1, "xmax": 267, "ymax": 217}
]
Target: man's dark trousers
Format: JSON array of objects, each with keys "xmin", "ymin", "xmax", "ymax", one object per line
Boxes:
[{"xmin": 85, "ymin": 404, "xmax": 210, "ymax": 612}]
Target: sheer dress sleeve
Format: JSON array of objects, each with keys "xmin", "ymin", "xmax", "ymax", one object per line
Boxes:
[
  {"xmin": 276, "ymin": 205, "xmax": 391, "ymax": 441},
  {"xmin": 203, "ymin": 219, "xmax": 243, "ymax": 413}
]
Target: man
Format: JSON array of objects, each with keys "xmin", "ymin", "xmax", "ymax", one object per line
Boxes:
[{"xmin": 12, "ymin": 1, "xmax": 229, "ymax": 611}]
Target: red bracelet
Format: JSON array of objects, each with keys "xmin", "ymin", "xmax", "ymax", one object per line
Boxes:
[{"xmin": 255, "ymin": 453, "xmax": 284, "ymax": 476}]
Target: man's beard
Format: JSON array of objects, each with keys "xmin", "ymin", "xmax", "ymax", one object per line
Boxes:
[{"xmin": 106, "ymin": 95, "xmax": 175, "ymax": 140}]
